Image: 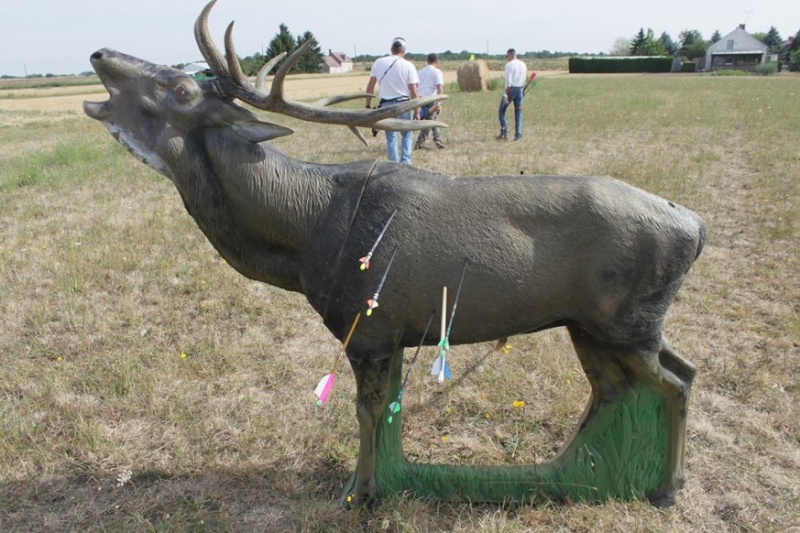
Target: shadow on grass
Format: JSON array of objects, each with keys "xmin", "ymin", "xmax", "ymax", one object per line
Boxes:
[{"xmin": 0, "ymin": 459, "xmax": 358, "ymax": 532}]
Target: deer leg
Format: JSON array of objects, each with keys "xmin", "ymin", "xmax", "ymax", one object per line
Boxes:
[
  {"xmin": 568, "ymin": 327, "xmax": 693, "ymax": 507},
  {"xmin": 345, "ymin": 352, "xmax": 395, "ymax": 506},
  {"xmin": 568, "ymin": 327, "xmax": 632, "ymax": 409},
  {"xmin": 656, "ymin": 338, "xmax": 695, "ymax": 492},
  {"xmin": 619, "ymin": 338, "xmax": 694, "ymax": 507}
]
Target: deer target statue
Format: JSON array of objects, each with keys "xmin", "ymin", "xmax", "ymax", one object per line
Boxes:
[{"xmin": 83, "ymin": 0, "xmax": 704, "ymax": 508}]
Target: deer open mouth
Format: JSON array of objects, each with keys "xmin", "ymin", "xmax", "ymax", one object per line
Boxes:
[
  {"xmin": 83, "ymin": 48, "xmax": 158, "ymax": 122},
  {"xmin": 83, "ymin": 51, "xmax": 116, "ymax": 121}
]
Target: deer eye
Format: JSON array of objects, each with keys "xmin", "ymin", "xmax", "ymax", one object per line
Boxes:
[{"xmin": 174, "ymin": 84, "xmax": 188, "ymax": 101}]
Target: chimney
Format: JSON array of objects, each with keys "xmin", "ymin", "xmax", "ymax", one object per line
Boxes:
[{"xmin": 739, "ymin": 23, "xmax": 746, "ymax": 30}]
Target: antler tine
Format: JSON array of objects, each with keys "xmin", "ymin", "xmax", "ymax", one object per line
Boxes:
[
  {"xmin": 194, "ymin": 0, "xmax": 230, "ymax": 78},
  {"xmin": 270, "ymin": 39, "xmax": 314, "ymax": 102},
  {"xmin": 224, "ymin": 21, "xmax": 249, "ymax": 86},
  {"xmin": 255, "ymin": 52, "xmax": 287, "ymax": 92},
  {"xmin": 313, "ymin": 94, "xmax": 374, "ymax": 107},
  {"xmin": 372, "ymin": 118, "xmax": 449, "ymax": 132}
]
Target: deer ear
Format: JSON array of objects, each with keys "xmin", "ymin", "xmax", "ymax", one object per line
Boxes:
[
  {"xmin": 217, "ymin": 101, "xmax": 294, "ymax": 143},
  {"xmin": 230, "ymin": 118, "xmax": 294, "ymax": 143}
]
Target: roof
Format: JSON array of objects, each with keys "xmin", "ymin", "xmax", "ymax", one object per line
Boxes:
[
  {"xmin": 324, "ymin": 51, "xmax": 351, "ymax": 68},
  {"xmin": 707, "ymin": 27, "xmax": 768, "ymax": 54},
  {"xmin": 182, "ymin": 62, "xmax": 210, "ymax": 74}
]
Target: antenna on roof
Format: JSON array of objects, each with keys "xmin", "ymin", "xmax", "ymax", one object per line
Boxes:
[{"xmin": 741, "ymin": 9, "xmax": 753, "ymax": 29}]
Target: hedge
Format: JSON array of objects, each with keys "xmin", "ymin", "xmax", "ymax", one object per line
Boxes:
[{"xmin": 569, "ymin": 57, "xmax": 673, "ymax": 73}]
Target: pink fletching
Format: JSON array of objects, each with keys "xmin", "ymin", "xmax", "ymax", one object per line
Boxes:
[
  {"xmin": 530, "ymin": 72, "xmax": 537, "ymax": 80},
  {"xmin": 314, "ymin": 373, "xmax": 337, "ymax": 404}
]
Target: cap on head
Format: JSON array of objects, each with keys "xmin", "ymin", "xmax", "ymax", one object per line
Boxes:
[{"xmin": 391, "ymin": 37, "xmax": 407, "ymax": 53}]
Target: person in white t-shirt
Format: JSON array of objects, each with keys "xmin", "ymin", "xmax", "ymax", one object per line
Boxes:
[
  {"xmin": 497, "ymin": 48, "xmax": 527, "ymax": 141},
  {"xmin": 415, "ymin": 53, "xmax": 446, "ymax": 150},
  {"xmin": 365, "ymin": 38, "xmax": 420, "ymax": 164}
]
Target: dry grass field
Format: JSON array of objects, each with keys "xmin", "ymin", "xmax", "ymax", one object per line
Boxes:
[{"xmin": 1, "ymin": 71, "xmax": 799, "ymax": 532}]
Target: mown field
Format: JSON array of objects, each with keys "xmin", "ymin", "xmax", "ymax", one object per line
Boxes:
[{"xmin": 1, "ymin": 71, "xmax": 798, "ymax": 532}]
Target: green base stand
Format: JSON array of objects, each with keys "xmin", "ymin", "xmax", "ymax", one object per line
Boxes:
[{"xmin": 350, "ymin": 352, "xmax": 671, "ymax": 504}]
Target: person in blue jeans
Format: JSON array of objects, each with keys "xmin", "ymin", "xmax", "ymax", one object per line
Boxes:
[
  {"xmin": 498, "ymin": 48, "xmax": 527, "ymax": 141},
  {"xmin": 365, "ymin": 38, "xmax": 420, "ymax": 164}
]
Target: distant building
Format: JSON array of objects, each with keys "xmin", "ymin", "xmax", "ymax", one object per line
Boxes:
[
  {"xmin": 704, "ymin": 25, "xmax": 768, "ymax": 72},
  {"xmin": 323, "ymin": 50, "xmax": 353, "ymax": 74},
  {"xmin": 182, "ymin": 61, "xmax": 213, "ymax": 78}
]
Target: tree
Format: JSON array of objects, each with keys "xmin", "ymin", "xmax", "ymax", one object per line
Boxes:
[
  {"xmin": 630, "ymin": 28, "xmax": 646, "ymax": 55},
  {"xmin": 710, "ymin": 30, "xmax": 722, "ymax": 43},
  {"xmin": 658, "ymin": 32, "xmax": 678, "ymax": 56},
  {"xmin": 763, "ymin": 26, "xmax": 783, "ymax": 52},
  {"xmin": 609, "ymin": 37, "xmax": 631, "ymax": 56},
  {"xmin": 266, "ymin": 23, "xmax": 296, "ymax": 70},
  {"xmin": 678, "ymin": 29, "xmax": 707, "ymax": 59},
  {"xmin": 631, "ymin": 29, "xmax": 667, "ymax": 56},
  {"xmin": 294, "ymin": 31, "xmax": 324, "ymax": 74},
  {"xmin": 240, "ymin": 52, "xmax": 268, "ymax": 77}
]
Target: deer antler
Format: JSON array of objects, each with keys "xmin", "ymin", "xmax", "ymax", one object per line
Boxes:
[{"xmin": 195, "ymin": 0, "xmax": 447, "ymax": 143}]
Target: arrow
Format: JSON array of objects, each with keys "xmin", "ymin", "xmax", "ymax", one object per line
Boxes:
[
  {"xmin": 387, "ymin": 310, "xmax": 436, "ymax": 423},
  {"xmin": 314, "ymin": 311, "xmax": 361, "ymax": 406},
  {"xmin": 359, "ymin": 209, "xmax": 398, "ymax": 271},
  {"xmin": 366, "ymin": 247, "xmax": 398, "ymax": 316}
]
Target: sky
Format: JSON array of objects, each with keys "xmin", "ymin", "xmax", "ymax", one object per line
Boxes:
[{"xmin": 1, "ymin": 0, "xmax": 798, "ymax": 77}]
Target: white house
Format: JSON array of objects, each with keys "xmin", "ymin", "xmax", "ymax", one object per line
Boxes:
[
  {"xmin": 323, "ymin": 50, "xmax": 353, "ymax": 74},
  {"xmin": 705, "ymin": 25, "xmax": 768, "ymax": 72}
]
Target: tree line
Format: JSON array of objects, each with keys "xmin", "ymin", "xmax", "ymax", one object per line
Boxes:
[{"xmin": 243, "ymin": 23, "xmax": 800, "ymax": 74}]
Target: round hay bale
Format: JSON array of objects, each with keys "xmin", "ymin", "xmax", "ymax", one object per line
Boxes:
[{"xmin": 456, "ymin": 60, "xmax": 489, "ymax": 92}]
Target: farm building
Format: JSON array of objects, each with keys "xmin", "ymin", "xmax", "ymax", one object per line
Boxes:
[
  {"xmin": 704, "ymin": 25, "xmax": 768, "ymax": 72},
  {"xmin": 323, "ymin": 50, "xmax": 353, "ymax": 74}
]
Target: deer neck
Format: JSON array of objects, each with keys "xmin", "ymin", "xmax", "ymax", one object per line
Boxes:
[{"xmin": 163, "ymin": 130, "xmax": 335, "ymax": 292}]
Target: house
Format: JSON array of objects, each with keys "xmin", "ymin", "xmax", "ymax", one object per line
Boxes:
[
  {"xmin": 323, "ymin": 50, "xmax": 353, "ymax": 74},
  {"xmin": 704, "ymin": 25, "xmax": 768, "ymax": 72}
]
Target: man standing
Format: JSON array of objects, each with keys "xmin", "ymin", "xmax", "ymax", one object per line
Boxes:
[
  {"xmin": 497, "ymin": 48, "xmax": 527, "ymax": 141},
  {"xmin": 415, "ymin": 53, "xmax": 446, "ymax": 150},
  {"xmin": 365, "ymin": 38, "xmax": 420, "ymax": 164}
]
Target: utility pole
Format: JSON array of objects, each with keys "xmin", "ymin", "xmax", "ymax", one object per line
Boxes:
[{"xmin": 24, "ymin": 64, "xmax": 28, "ymax": 77}]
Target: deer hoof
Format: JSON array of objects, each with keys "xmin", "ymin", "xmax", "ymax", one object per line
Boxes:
[{"xmin": 646, "ymin": 487, "xmax": 676, "ymax": 508}]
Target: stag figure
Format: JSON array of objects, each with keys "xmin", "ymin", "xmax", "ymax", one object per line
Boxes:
[{"xmin": 84, "ymin": 0, "xmax": 704, "ymax": 508}]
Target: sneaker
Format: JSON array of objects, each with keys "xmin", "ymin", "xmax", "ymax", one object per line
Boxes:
[
  {"xmin": 513, "ymin": 135, "xmax": 522, "ymax": 141},
  {"xmin": 496, "ymin": 131, "xmax": 508, "ymax": 140},
  {"xmin": 435, "ymin": 140, "xmax": 446, "ymax": 149},
  {"xmin": 414, "ymin": 142, "xmax": 426, "ymax": 150}
]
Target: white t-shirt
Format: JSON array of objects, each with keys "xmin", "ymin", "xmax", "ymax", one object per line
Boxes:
[
  {"xmin": 370, "ymin": 55, "xmax": 419, "ymax": 100},
  {"xmin": 417, "ymin": 64, "xmax": 444, "ymax": 97},
  {"xmin": 504, "ymin": 58, "xmax": 527, "ymax": 88}
]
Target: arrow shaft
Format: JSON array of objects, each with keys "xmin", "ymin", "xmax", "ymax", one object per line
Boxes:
[
  {"xmin": 444, "ymin": 260, "xmax": 469, "ymax": 341},
  {"xmin": 366, "ymin": 209, "xmax": 398, "ymax": 257},
  {"xmin": 372, "ymin": 247, "xmax": 398, "ymax": 298},
  {"xmin": 329, "ymin": 311, "xmax": 361, "ymax": 374}
]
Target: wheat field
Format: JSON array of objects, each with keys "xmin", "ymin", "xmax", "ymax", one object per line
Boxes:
[{"xmin": 1, "ymin": 71, "xmax": 799, "ymax": 532}]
